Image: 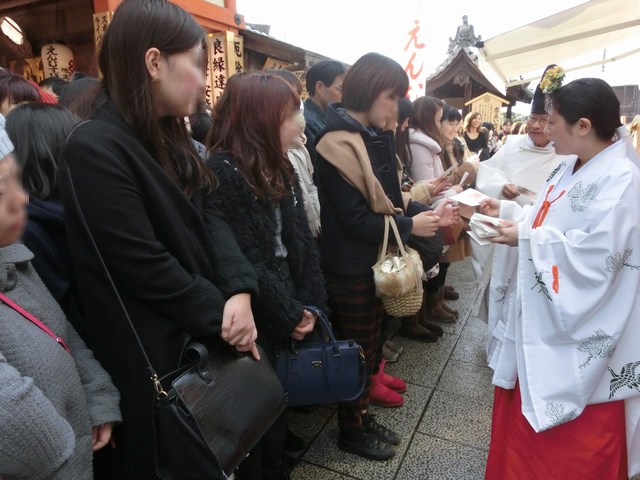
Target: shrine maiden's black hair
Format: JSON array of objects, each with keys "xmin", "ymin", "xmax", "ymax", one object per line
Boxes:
[{"xmin": 550, "ymin": 78, "xmax": 622, "ymax": 140}]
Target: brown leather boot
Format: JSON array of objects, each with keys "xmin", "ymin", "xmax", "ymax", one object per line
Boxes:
[
  {"xmin": 398, "ymin": 313, "xmax": 439, "ymax": 342},
  {"xmin": 439, "ymin": 286, "xmax": 459, "ymax": 318},
  {"xmin": 425, "ymin": 290, "xmax": 456, "ymax": 323},
  {"xmin": 416, "ymin": 289, "xmax": 445, "ymax": 335},
  {"xmin": 444, "ymin": 285, "xmax": 460, "ymax": 300}
]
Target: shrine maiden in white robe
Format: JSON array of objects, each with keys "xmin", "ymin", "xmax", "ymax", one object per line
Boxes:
[{"xmin": 487, "ymin": 138, "xmax": 640, "ymax": 476}]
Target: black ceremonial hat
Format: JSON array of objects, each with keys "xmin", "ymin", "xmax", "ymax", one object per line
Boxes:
[{"xmin": 531, "ymin": 64, "xmax": 557, "ymax": 114}]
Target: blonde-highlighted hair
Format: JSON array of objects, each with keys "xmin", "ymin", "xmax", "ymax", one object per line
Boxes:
[{"xmin": 463, "ymin": 111, "xmax": 482, "ymax": 133}]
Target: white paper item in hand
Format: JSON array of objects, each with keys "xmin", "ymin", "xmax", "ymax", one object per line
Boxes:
[
  {"xmin": 450, "ymin": 188, "xmax": 490, "ymax": 207},
  {"xmin": 467, "ymin": 229, "xmax": 493, "ymax": 245},
  {"xmin": 470, "ymin": 213, "xmax": 505, "ymax": 227},
  {"xmin": 468, "ymin": 213, "xmax": 505, "ymax": 239},
  {"xmin": 516, "ymin": 185, "xmax": 537, "ymax": 203}
]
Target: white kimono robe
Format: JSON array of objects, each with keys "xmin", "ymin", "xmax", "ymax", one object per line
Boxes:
[{"xmin": 487, "ymin": 139, "xmax": 640, "ymax": 476}]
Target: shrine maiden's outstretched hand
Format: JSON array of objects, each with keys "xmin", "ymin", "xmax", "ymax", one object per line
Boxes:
[
  {"xmin": 478, "ymin": 197, "xmax": 500, "ymax": 217},
  {"xmin": 489, "ymin": 220, "xmax": 518, "ymax": 246}
]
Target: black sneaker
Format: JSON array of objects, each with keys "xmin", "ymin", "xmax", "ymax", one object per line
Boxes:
[
  {"xmin": 362, "ymin": 413, "xmax": 401, "ymax": 446},
  {"xmin": 285, "ymin": 427, "xmax": 307, "ymax": 452},
  {"xmin": 338, "ymin": 428, "xmax": 396, "ymax": 461}
]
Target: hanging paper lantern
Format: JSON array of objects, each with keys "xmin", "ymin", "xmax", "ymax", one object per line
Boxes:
[{"xmin": 41, "ymin": 43, "xmax": 75, "ymax": 81}]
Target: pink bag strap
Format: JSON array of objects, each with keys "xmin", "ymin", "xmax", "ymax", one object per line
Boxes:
[{"xmin": 0, "ymin": 292, "xmax": 70, "ymax": 352}]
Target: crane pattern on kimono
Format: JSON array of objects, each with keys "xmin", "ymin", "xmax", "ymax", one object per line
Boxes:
[
  {"xmin": 577, "ymin": 329, "xmax": 615, "ymax": 369},
  {"xmin": 494, "ymin": 280, "xmax": 510, "ymax": 304},
  {"xmin": 529, "ymin": 260, "xmax": 552, "ymax": 302},
  {"xmin": 544, "ymin": 401, "xmax": 578, "ymax": 428},
  {"xmin": 567, "ymin": 181, "xmax": 598, "ymax": 212},
  {"xmin": 605, "ymin": 249, "xmax": 640, "ymax": 284},
  {"xmin": 608, "ymin": 361, "xmax": 640, "ymax": 399}
]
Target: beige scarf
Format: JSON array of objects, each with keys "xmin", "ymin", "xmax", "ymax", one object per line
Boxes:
[{"xmin": 316, "ymin": 130, "xmax": 404, "ymax": 215}]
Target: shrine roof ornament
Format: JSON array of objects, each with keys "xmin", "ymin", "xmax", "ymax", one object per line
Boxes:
[{"xmin": 448, "ymin": 15, "xmax": 483, "ymax": 54}]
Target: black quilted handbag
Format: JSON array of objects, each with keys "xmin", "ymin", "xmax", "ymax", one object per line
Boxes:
[
  {"xmin": 154, "ymin": 341, "xmax": 286, "ymax": 479},
  {"xmin": 274, "ymin": 306, "xmax": 366, "ymax": 407}
]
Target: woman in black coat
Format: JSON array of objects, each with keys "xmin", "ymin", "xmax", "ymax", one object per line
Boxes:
[
  {"xmin": 206, "ymin": 72, "xmax": 327, "ymax": 479},
  {"xmin": 60, "ymin": 1, "xmax": 259, "ymax": 478}
]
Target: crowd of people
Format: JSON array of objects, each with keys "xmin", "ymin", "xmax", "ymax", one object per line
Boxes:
[{"xmin": 0, "ymin": 0, "xmax": 638, "ymax": 479}]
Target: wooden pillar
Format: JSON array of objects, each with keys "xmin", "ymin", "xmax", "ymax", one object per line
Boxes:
[
  {"xmin": 93, "ymin": 0, "xmax": 120, "ymax": 13},
  {"xmin": 225, "ymin": 0, "xmax": 237, "ymax": 14},
  {"xmin": 463, "ymin": 82, "xmax": 472, "ymax": 116}
]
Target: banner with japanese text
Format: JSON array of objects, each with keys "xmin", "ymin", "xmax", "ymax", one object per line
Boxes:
[{"xmin": 206, "ymin": 32, "xmax": 244, "ymax": 107}]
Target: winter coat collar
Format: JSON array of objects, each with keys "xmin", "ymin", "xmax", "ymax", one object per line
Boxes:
[
  {"xmin": 408, "ymin": 128, "xmax": 442, "ymax": 154},
  {"xmin": 316, "ymin": 103, "xmax": 377, "ymax": 143},
  {"xmin": 27, "ymin": 197, "xmax": 64, "ymax": 230},
  {"xmin": 0, "ymin": 244, "xmax": 33, "ymax": 292}
]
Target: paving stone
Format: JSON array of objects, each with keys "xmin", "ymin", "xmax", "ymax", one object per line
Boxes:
[
  {"xmin": 438, "ymin": 359, "xmax": 495, "ymax": 405},
  {"xmin": 418, "ymin": 390, "xmax": 492, "ymax": 450},
  {"xmin": 384, "ymin": 334, "xmax": 457, "ymax": 389},
  {"xmin": 451, "ymin": 316, "xmax": 489, "ymax": 366},
  {"xmin": 291, "ymin": 462, "xmax": 353, "ymax": 480},
  {"xmin": 395, "ymin": 433, "xmax": 487, "ymax": 480}
]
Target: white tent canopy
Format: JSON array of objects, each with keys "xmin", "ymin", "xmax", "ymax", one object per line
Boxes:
[{"xmin": 480, "ymin": 0, "xmax": 640, "ymax": 87}]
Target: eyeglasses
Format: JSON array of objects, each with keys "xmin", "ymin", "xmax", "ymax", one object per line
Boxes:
[{"xmin": 528, "ymin": 116, "xmax": 549, "ymax": 126}]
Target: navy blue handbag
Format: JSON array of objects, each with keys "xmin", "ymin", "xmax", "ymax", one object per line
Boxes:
[{"xmin": 274, "ymin": 306, "xmax": 366, "ymax": 406}]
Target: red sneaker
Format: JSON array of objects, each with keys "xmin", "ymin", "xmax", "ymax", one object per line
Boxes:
[{"xmin": 369, "ymin": 381, "xmax": 404, "ymax": 408}]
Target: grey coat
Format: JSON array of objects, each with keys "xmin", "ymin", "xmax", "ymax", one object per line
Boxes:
[{"xmin": 0, "ymin": 244, "xmax": 121, "ymax": 480}]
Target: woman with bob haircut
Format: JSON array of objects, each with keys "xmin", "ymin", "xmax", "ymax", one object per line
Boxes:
[
  {"xmin": 481, "ymin": 78, "xmax": 640, "ymax": 479},
  {"xmin": 207, "ymin": 71, "xmax": 326, "ymax": 479},
  {"xmin": 5, "ymin": 103, "xmax": 88, "ymax": 337},
  {"xmin": 315, "ymin": 52, "xmax": 452, "ymax": 461},
  {"xmin": 60, "ymin": 1, "xmax": 260, "ymax": 477}
]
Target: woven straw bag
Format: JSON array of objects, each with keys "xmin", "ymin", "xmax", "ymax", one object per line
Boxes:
[{"xmin": 372, "ymin": 215, "xmax": 425, "ymax": 317}]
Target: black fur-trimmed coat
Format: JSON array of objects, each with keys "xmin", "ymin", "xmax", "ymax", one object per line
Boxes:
[{"xmin": 207, "ymin": 151, "xmax": 328, "ymax": 347}]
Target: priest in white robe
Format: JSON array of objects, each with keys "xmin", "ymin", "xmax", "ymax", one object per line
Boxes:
[{"xmin": 473, "ymin": 66, "xmax": 571, "ymax": 316}]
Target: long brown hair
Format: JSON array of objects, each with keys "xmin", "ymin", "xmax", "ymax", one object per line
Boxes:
[
  {"xmin": 208, "ymin": 72, "xmax": 299, "ymax": 203},
  {"xmin": 409, "ymin": 96, "xmax": 444, "ymax": 150},
  {"xmin": 99, "ymin": 0, "xmax": 215, "ymax": 194}
]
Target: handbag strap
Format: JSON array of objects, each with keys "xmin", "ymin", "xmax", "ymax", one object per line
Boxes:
[
  {"xmin": 304, "ymin": 305, "xmax": 340, "ymax": 353},
  {"xmin": 64, "ymin": 165, "xmax": 168, "ymax": 399},
  {"xmin": 377, "ymin": 215, "xmax": 409, "ymax": 263},
  {"xmin": 0, "ymin": 292, "xmax": 70, "ymax": 352}
]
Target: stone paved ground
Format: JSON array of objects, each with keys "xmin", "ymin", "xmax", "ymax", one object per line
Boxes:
[{"xmin": 289, "ymin": 258, "xmax": 491, "ymax": 480}]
